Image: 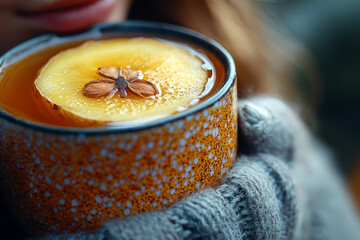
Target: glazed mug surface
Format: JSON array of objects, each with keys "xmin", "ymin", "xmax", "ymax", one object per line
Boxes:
[{"xmin": 0, "ymin": 21, "xmax": 237, "ymax": 235}]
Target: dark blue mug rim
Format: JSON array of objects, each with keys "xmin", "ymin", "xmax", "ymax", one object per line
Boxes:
[{"xmin": 0, "ymin": 21, "xmax": 236, "ymax": 135}]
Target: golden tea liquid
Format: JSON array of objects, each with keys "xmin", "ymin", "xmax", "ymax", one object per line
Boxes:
[{"xmin": 0, "ymin": 37, "xmax": 225, "ymax": 127}]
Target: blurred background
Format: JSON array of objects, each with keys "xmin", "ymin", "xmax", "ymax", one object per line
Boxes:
[{"xmin": 258, "ymin": 0, "xmax": 360, "ymax": 213}]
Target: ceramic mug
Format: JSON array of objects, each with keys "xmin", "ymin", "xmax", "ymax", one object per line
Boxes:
[{"xmin": 0, "ymin": 21, "xmax": 237, "ymax": 235}]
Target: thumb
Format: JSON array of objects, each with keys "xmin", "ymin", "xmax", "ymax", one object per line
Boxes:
[{"xmin": 237, "ymin": 96, "xmax": 305, "ymax": 163}]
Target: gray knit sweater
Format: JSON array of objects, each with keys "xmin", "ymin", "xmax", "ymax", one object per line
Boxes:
[{"xmin": 41, "ymin": 96, "xmax": 360, "ymax": 240}]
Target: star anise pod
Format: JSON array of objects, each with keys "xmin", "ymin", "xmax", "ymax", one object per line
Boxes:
[{"xmin": 82, "ymin": 66, "xmax": 158, "ymax": 99}]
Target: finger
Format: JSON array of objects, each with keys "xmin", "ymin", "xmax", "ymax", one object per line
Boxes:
[{"xmin": 238, "ymin": 96, "xmax": 303, "ymax": 162}]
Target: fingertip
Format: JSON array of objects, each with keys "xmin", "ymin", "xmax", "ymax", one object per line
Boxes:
[{"xmin": 240, "ymin": 103, "xmax": 268, "ymax": 126}]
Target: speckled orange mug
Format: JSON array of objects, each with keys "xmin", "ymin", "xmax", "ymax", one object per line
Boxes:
[{"xmin": 0, "ymin": 21, "xmax": 237, "ymax": 235}]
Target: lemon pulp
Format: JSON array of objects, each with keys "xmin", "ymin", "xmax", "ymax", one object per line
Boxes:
[{"xmin": 35, "ymin": 38, "xmax": 210, "ymax": 122}]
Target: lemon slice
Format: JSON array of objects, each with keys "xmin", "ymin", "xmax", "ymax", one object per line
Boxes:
[{"xmin": 34, "ymin": 38, "xmax": 208, "ymax": 123}]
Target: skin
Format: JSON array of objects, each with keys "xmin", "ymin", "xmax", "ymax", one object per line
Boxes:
[{"xmin": 0, "ymin": 0, "xmax": 132, "ymax": 54}]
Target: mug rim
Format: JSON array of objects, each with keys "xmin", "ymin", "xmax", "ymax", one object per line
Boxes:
[{"xmin": 0, "ymin": 21, "xmax": 236, "ymax": 135}]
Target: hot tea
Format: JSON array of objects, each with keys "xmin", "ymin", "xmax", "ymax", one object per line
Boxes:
[
  {"xmin": 0, "ymin": 22, "xmax": 236, "ymax": 235},
  {"xmin": 0, "ymin": 37, "xmax": 225, "ymax": 128}
]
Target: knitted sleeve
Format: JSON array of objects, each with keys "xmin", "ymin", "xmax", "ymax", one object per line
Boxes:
[{"xmin": 40, "ymin": 96, "xmax": 360, "ymax": 240}]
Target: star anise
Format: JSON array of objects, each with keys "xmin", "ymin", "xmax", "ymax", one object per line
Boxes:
[{"xmin": 82, "ymin": 66, "xmax": 158, "ymax": 99}]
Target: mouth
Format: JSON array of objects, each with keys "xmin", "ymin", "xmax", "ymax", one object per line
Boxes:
[{"xmin": 18, "ymin": 0, "xmax": 117, "ymax": 33}]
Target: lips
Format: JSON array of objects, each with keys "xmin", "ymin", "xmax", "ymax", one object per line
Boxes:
[{"xmin": 18, "ymin": 0, "xmax": 117, "ymax": 33}]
